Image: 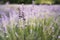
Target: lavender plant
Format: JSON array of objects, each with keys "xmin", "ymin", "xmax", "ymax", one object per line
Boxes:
[{"xmin": 0, "ymin": 5, "xmax": 60, "ymax": 40}]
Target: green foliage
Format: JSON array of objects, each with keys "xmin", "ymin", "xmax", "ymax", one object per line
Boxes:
[
  {"xmin": 0, "ymin": 17, "xmax": 60, "ymax": 40},
  {"xmin": 1, "ymin": 0, "xmax": 60, "ymax": 4},
  {"xmin": 54, "ymin": 0, "xmax": 60, "ymax": 4},
  {"xmin": 3, "ymin": 0, "xmax": 32, "ymax": 4},
  {"xmin": 35, "ymin": 0, "xmax": 55, "ymax": 4}
]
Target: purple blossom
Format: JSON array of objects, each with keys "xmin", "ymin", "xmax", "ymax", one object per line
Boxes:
[
  {"xmin": 1, "ymin": 12, "xmax": 9, "ymax": 27},
  {"xmin": 9, "ymin": 8, "xmax": 19, "ymax": 26}
]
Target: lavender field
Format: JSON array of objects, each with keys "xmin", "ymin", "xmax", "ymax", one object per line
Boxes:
[{"xmin": 0, "ymin": 5, "xmax": 60, "ymax": 40}]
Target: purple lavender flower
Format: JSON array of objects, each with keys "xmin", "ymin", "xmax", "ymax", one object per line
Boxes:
[
  {"xmin": 1, "ymin": 13, "xmax": 9, "ymax": 27},
  {"xmin": 9, "ymin": 8, "xmax": 19, "ymax": 26},
  {"xmin": 0, "ymin": 13, "xmax": 9, "ymax": 35}
]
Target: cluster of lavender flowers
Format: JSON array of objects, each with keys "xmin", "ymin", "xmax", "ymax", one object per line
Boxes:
[
  {"xmin": 0, "ymin": 4, "xmax": 60, "ymax": 40},
  {"xmin": 0, "ymin": 4, "xmax": 60, "ymax": 30}
]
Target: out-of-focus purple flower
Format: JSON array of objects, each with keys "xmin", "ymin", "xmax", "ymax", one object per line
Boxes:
[
  {"xmin": 9, "ymin": 8, "xmax": 19, "ymax": 26},
  {"xmin": 1, "ymin": 13, "xmax": 9, "ymax": 34},
  {"xmin": 1, "ymin": 13, "xmax": 9, "ymax": 27}
]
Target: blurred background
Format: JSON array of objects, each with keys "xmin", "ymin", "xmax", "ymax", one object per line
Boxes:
[{"xmin": 0, "ymin": 0, "xmax": 60, "ymax": 4}]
